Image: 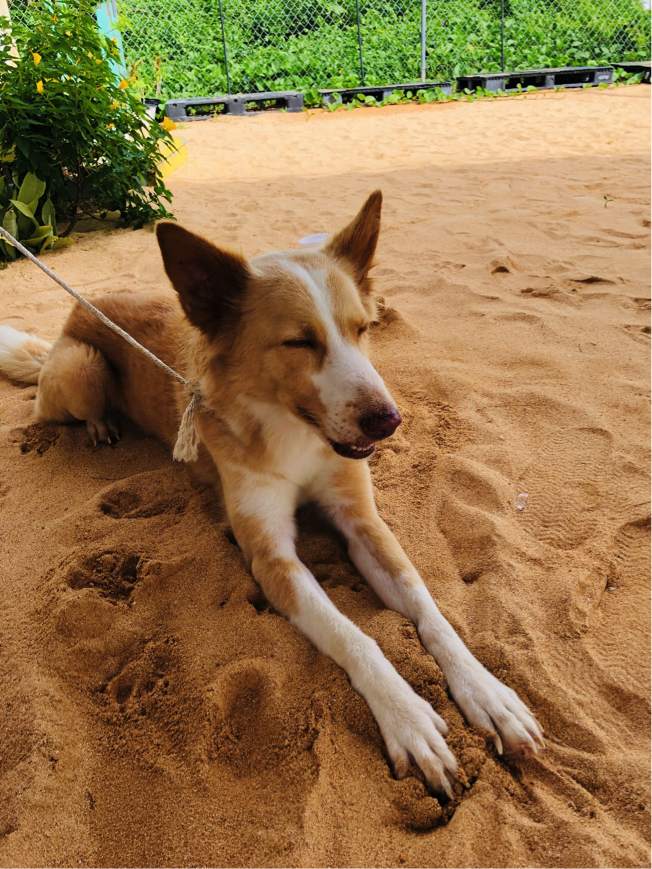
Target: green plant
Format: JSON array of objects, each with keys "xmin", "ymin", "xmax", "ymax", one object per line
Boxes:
[
  {"xmin": 417, "ymin": 86, "xmax": 449, "ymax": 103},
  {"xmin": 0, "ymin": 171, "xmax": 73, "ymax": 264},
  {"xmin": 0, "ymin": 0, "xmax": 174, "ymax": 244},
  {"xmin": 303, "ymin": 85, "xmax": 322, "ymax": 107},
  {"xmin": 109, "ymin": 0, "xmax": 650, "ymax": 100},
  {"xmin": 318, "ymin": 71, "xmax": 641, "ymax": 115},
  {"xmin": 11, "ymin": 0, "xmax": 641, "ymax": 112},
  {"xmin": 614, "ymin": 67, "xmax": 646, "ymax": 84}
]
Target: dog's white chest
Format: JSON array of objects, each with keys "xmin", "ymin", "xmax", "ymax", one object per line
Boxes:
[{"xmin": 232, "ymin": 397, "xmax": 330, "ymax": 489}]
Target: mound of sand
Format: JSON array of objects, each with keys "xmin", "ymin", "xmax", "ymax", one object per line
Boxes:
[{"xmin": 0, "ymin": 87, "xmax": 649, "ymax": 868}]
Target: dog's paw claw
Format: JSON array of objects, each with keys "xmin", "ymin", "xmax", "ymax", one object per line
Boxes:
[
  {"xmin": 86, "ymin": 418, "xmax": 120, "ymax": 447},
  {"xmin": 369, "ymin": 678, "xmax": 457, "ymax": 800},
  {"xmin": 450, "ymin": 663, "xmax": 544, "ymax": 759}
]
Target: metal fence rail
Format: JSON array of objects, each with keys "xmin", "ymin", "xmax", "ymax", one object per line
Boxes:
[{"xmin": 8, "ymin": 0, "xmax": 652, "ymax": 100}]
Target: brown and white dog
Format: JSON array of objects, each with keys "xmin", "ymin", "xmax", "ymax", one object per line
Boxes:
[{"xmin": 0, "ymin": 192, "xmax": 543, "ymax": 797}]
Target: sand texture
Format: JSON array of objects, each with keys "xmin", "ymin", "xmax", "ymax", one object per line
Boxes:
[{"xmin": 0, "ymin": 87, "xmax": 649, "ymax": 868}]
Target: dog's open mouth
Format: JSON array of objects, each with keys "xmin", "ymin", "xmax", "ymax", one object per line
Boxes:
[
  {"xmin": 296, "ymin": 408, "xmax": 377, "ymax": 460},
  {"xmin": 328, "ymin": 438, "xmax": 376, "ymax": 460}
]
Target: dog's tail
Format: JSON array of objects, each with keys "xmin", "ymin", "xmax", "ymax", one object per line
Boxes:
[{"xmin": 0, "ymin": 325, "xmax": 52, "ymax": 384}]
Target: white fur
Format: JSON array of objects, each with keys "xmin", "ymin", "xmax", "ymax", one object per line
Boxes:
[
  {"xmin": 319, "ymin": 470, "xmax": 544, "ymax": 759},
  {"xmin": 1, "ymin": 236, "xmax": 543, "ymax": 798},
  {"xmin": 231, "ymin": 396, "xmax": 327, "ymax": 486},
  {"xmin": 222, "ymin": 468, "xmax": 458, "ymax": 796},
  {"xmin": 211, "ymin": 256, "xmax": 543, "ymax": 791},
  {"xmin": 0, "ymin": 325, "xmax": 51, "ymax": 384},
  {"xmin": 282, "ymin": 259, "xmax": 392, "ymax": 444}
]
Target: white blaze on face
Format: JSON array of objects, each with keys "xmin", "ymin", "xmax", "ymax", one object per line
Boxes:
[{"xmin": 283, "ymin": 260, "xmax": 393, "ymax": 444}]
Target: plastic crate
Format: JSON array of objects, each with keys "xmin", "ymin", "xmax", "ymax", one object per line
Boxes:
[
  {"xmin": 319, "ymin": 82, "xmax": 453, "ymax": 106},
  {"xmin": 165, "ymin": 91, "xmax": 304, "ymax": 121},
  {"xmin": 456, "ymin": 65, "xmax": 613, "ymax": 93}
]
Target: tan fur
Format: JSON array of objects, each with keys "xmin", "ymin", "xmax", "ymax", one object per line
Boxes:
[
  {"xmin": 0, "ymin": 191, "xmax": 544, "ymax": 792},
  {"xmin": 330, "ymin": 462, "xmax": 422, "ymax": 586},
  {"xmin": 61, "ymin": 293, "xmax": 187, "ymax": 444},
  {"xmin": 230, "ymin": 512, "xmax": 299, "ymax": 617},
  {"xmin": 325, "ymin": 189, "xmax": 382, "ymax": 297},
  {"xmin": 36, "ymin": 337, "xmax": 113, "ymax": 423}
]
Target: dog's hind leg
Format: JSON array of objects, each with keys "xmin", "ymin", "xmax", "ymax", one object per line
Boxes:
[{"xmin": 35, "ymin": 336, "xmax": 119, "ymax": 445}]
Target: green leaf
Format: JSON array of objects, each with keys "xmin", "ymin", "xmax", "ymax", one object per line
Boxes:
[
  {"xmin": 40, "ymin": 234, "xmax": 55, "ymax": 253},
  {"xmin": 0, "ymin": 239, "xmax": 15, "ymax": 259},
  {"xmin": 9, "ymin": 198, "xmax": 38, "ymax": 226},
  {"xmin": 27, "ymin": 196, "xmax": 41, "ymax": 218},
  {"xmin": 1, "ymin": 209, "xmax": 18, "ymax": 259},
  {"xmin": 2, "ymin": 208, "xmax": 18, "ymax": 241},
  {"xmin": 23, "ymin": 225, "xmax": 53, "ymax": 245},
  {"xmin": 49, "ymin": 237, "xmax": 75, "ymax": 250},
  {"xmin": 17, "ymin": 172, "xmax": 46, "ymax": 207},
  {"xmin": 41, "ymin": 198, "xmax": 56, "ymax": 231}
]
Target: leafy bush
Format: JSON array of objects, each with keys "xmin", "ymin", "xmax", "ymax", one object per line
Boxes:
[
  {"xmin": 0, "ymin": 0, "xmax": 174, "ymax": 252},
  {"xmin": 0, "ymin": 172, "xmax": 73, "ymax": 263}
]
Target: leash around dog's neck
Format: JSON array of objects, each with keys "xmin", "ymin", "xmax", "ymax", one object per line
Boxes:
[{"xmin": 0, "ymin": 226, "xmax": 202, "ymax": 463}]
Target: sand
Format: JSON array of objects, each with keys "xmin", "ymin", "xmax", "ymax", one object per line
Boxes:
[{"xmin": 0, "ymin": 86, "xmax": 649, "ymax": 868}]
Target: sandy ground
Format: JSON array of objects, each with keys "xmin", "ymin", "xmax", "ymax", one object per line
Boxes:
[{"xmin": 0, "ymin": 87, "xmax": 650, "ymax": 868}]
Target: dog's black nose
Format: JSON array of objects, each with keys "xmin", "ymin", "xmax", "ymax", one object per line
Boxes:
[{"xmin": 359, "ymin": 407, "xmax": 402, "ymax": 440}]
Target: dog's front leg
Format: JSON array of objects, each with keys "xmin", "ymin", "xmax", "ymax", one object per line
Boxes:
[
  {"xmin": 317, "ymin": 462, "xmax": 544, "ymax": 758},
  {"xmin": 221, "ymin": 466, "xmax": 458, "ymax": 797}
]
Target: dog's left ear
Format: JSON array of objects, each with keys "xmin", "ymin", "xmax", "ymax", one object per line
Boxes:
[
  {"xmin": 325, "ymin": 190, "xmax": 382, "ymax": 294},
  {"xmin": 156, "ymin": 222, "xmax": 251, "ymax": 339}
]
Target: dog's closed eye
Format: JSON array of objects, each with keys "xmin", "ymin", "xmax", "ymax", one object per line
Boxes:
[{"xmin": 282, "ymin": 337, "xmax": 317, "ymax": 350}]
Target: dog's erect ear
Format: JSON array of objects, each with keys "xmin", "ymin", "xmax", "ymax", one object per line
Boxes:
[
  {"xmin": 156, "ymin": 222, "xmax": 251, "ymax": 338},
  {"xmin": 325, "ymin": 190, "xmax": 382, "ymax": 293}
]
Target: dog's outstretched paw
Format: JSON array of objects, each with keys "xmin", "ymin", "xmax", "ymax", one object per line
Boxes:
[
  {"xmin": 451, "ymin": 662, "xmax": 544, "ymax": 758},
  {"xmin": 367, "ymin": 676, "xmax": 457, "ymax": 799},
  {"xmin": 86, "ymin": 418, "xmax": 121, "ymax": 447}
]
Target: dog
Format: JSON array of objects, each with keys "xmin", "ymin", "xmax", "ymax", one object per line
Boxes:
[{"xmin": 0, "ymin": 191, "xmax": 543, "ymax": 797}]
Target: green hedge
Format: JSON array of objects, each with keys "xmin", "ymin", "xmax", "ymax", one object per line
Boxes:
[{"xmin": 98, "ymin": 0, "xmax": 652, "ymax": 98}]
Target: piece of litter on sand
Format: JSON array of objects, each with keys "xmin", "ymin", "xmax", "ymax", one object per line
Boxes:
[
  {"xmin": 515, "ymin": 493, "xmax": 529, "ymax": 511},
  {"xmin": 299, "ymin": 233, "xmax": 329, "ymax": 249}
]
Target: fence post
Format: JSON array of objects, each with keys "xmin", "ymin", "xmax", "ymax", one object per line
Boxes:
[
  {"xmin": 355, "ymin": 0, "xmax": 365, "ymax": 86},
  {"xmin": 217, "ymin": 0, "xmax": 232, "ymax": 95},
  {"xmin": 500, "ymin": 0, "xmax": 505, "ymax": 71},
  {"xmin": 420, "ymin": 0, "xmax": 426, "ymax": 82}
]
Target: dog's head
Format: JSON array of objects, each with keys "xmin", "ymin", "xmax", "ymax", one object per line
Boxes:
[{"xmin": 157, "ymin": 191, "xmax": 400, "ymax": 459}]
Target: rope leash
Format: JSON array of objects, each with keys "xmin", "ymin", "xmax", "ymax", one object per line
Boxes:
[{"xmin": 0, "ymin": 226, "xmax": 202, "ymax": 463}]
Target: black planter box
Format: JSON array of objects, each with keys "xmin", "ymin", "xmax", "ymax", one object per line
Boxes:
[
  {"xmin": 165, "ymin": 91, "xmax": 304, "ymax": 121},
  {"xmin": 456, "ymin": 65, "xmax": 613, "ymax": 93},
  {"xmin": 319, "ymin": 81, "xmax": 452, "ymax": 105}
]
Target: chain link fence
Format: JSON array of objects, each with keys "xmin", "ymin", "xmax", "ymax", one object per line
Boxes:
[{"xmin": 8, "ymin": 0, "xmax": 651, "ymax": 100}]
